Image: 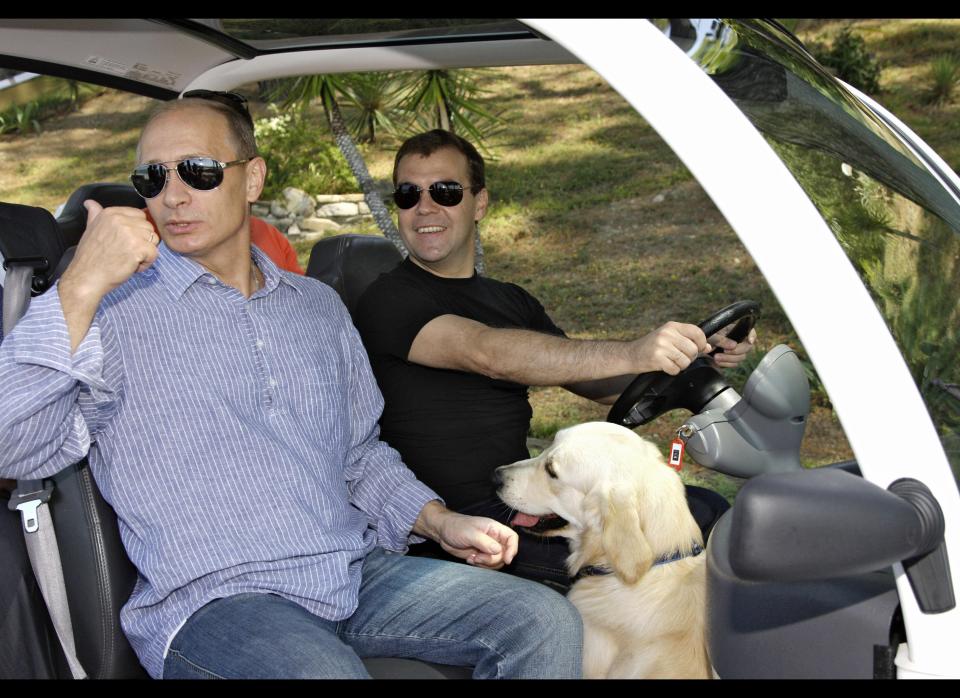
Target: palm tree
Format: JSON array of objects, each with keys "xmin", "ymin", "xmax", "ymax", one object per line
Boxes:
[
  {"xmin": 338, "ymin": 72, "xmax": 405, "ymax": 144},
  {"xmin": 396, "ymin": 70, "xmax": 504, "ymax": 154},
  {"xmin": 276, "ymin": 74, "xmax": 406, "ymax": 254}
]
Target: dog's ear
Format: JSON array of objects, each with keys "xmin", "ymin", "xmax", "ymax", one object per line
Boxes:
[{"xmin": 588, "ymin": 488, "xmax": 654, "ymax": 585}]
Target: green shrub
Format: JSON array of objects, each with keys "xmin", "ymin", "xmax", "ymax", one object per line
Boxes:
[
  {"xmin": 0, "ymin": 81, "xmax": 105, "ymax": 136},
  {"xmin": 0, "ymin": 101, "xmax": 42, "ymax": 134},
  {"xmin": 254, "ymin": 106, "xmax": 357, "ymax": 200},
  {"xmin": 809, "ymin": 27, "xmax": 882, "ymax": 94},
  {"xmin": 926, "ymin": 54, "xmax": 960, "ymax": 105}
]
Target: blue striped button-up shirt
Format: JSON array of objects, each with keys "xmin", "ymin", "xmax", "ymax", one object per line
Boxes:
[{"xmin": 0, "ymin": 242, "xmax": 439, "ymax": 678}]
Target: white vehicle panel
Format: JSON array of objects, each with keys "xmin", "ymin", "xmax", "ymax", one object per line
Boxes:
[{"xmin": 524, "ymin": 17, "xmax": 960, "ymax": 678}]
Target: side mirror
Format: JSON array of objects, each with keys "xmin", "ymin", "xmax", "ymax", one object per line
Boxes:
[{"xmin": 728, "ymin": 469, "xmax": 954, "ymax": 613}]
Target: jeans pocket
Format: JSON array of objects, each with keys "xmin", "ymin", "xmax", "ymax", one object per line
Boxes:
[{"xmin": 164, "ymin": 649, "xmax": 227, "ymax": 680}]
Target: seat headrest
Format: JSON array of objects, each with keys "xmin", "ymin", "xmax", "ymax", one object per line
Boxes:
[
  {"xmin": 56, "ymin": 183, "xmax": 144, "ymax": 248},
  {"xmin": 0, "ymin": 202, "xmax": 66, "ymax": 294},
  {"xmin": 306, "ymin": 234, "xmax": 404, "ymax": 316}
]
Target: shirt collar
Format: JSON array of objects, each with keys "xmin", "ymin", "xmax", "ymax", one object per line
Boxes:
[{"xmin": 148, "ymin": 242, "xmax": 302, "ymax": 299}]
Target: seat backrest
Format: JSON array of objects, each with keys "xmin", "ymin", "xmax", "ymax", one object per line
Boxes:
[
  {"xmin": 0, "ymin": 201, "xmax": 146, "ymax": 678},
  {"xmin": 306, "ymin": 234, "xmax": 403, "ymax": 316},
  {"xmin": 55, "ymin": 183, "xmax": 144, "ymax": 248},
  {"xmin": 0, "ymin": 201, "xmax": 67, "ymax": 296}
]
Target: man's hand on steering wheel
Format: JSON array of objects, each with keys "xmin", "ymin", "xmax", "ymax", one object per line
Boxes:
[
  {"xmin": 608, "ymin": 300, "xmax": 761, "ymax": 428},
  {"xmin": 633, "ymin": 322, "xmax": 711, "ymax": 376},
  {"xmin": 706, "ymin": 327, "xmax": 758, "ymax": 369},
  {"xmin": 633, "ymin": 322, "xmax": 757, "ymax": 376}
]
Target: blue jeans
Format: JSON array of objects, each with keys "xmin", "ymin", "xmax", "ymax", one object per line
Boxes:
[{"xmin": 162, "ymin": 547, "xmax": 582, "ymax": 679}]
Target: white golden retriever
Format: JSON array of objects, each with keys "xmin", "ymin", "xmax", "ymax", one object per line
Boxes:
[{"xmin": 496, "ymin": 421, "xmax": 710, "ymax": 679}]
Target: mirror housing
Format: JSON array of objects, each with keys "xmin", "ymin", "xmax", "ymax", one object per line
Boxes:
[{"xmin": 728, "ymin": 469, "xmax": 955, "ymax": 613}]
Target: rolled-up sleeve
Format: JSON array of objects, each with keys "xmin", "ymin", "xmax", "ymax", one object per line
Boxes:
[
  {"xmin": 340, "ymin": 320, "xmax": 439, "ymax": 552},
  {"xmin": 0, "ymin": 286, "xmax": 119, "ymax": 480}
]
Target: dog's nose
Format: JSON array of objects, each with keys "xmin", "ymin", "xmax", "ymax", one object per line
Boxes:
[{"xmin": 491, "ymin": 466, "xmax": 504, "ymax": 487}]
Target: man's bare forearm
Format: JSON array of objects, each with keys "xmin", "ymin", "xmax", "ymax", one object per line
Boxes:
[
  {"xmin": 563, "ymin": 374, "xmax": 634, "ymax": 403},
  {"xmin": 412, "ymin": 499, "xmax": 448, "ymax": 540},
  {"xmin": 57, "ymin": 276, "xmax": 103, "ymax": 354},
  {"xmin": 473, "ymin": 326, "xmax": 649, "ymax": 385},
  {"xmin": 410, "ymin": 315, "xmax": 711, "ymax": 391}
]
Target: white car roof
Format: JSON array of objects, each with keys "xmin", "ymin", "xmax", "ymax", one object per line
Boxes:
[{"xmin": 0, "ymin": 18, "xmax": 578, "ymax": 97}]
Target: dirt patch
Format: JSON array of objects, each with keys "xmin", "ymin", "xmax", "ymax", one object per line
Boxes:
[{"xmin": 0, "ymin": 90, "xmax": 154, "ymax": 210}]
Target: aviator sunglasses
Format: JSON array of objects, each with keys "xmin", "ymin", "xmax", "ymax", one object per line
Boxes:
[
  {"xmin": 130, "ymin": 157, "xmax": 250, "ymax": 199},
  {"xmin": 393, "ymin": 181, "xmax": 480, "ymax": 209}
]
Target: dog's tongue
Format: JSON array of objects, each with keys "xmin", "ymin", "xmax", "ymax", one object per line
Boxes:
[{"xmin": 510, "ymin": 512, "xmax": 541, "ymax": 528}]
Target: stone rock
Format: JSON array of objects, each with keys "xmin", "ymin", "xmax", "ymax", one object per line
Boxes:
[
  {"xmin": 357, "ymin": 202, "xmax": 370, "ymax": 215},
  {"xmin": 270, "ymin": 201, "xmax": 290, "ymax": 218},
  {"xmin": 316, "ymin": 202, "xmax": 360, "ymax": 218},
  {"xmin": 265, "ymin": 216, "xmax": 294, "ymax": 233},
  {"xmin": 299, "ymin": 217, "xmax": 342, "ymax": 233},
  {"xmin": 652, "ymin": 193, "xmax": 666, "ymax": 204},
  {"xmin": 285, "ymin": 223, "xmax": 302, "ymax": 238},
  {"xmin": 282, "ymin": 187, "xmax": 315, "ymax": 218},
  {"xmin": 251, "ymin": 203, "xmax": 271, "ymax": 217},
  {"xmin": 316, "ymin": 193, "xmax": 366, "ymax": 204}
]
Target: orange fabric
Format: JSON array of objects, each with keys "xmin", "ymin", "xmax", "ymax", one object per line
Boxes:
[
  {"xmin": 144, "ymin": 210, "xmax": 304, "ymax": 275},
  {"xmin": 249, "ymin": 216, "xmax": 305, "ymax": 275}
]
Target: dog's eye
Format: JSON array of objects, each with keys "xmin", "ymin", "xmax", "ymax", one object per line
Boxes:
[{"xmin": 544, "ymin": 459, "xmax": 559, "ymax": 479}]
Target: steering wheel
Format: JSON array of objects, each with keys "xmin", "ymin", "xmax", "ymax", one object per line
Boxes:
[{"xmin": 606, "ymin": 300, "xmax": 760, "ymax": 428}]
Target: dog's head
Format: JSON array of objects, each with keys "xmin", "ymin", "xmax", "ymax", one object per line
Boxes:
[{"xmin": 496, "ymin": 422, "xmax": 703, "ymax": 584}]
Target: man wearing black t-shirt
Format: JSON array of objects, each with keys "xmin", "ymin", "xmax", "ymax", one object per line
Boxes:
[{"xmin": 354, "ymin": 130, "xmax": 756, "ymax": 591}]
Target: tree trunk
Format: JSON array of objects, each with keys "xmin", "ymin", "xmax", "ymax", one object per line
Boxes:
[
  {"xmin": 474, "ymin": 225, "xmax": 485, "ymax": 275},
  {"xmin": 437, "ymin": 99, "xmax": 451, "ymax": 132},
  {"xmin": 324, "ymin": 90, "xmax": 407, "ymax": 256}
]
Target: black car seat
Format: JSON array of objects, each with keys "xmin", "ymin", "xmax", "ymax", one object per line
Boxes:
[
  {"xmin": 1, "ymin": 199, "xmax": 467, "ymax": 679},
  {"xmin": 0, "ymin": 200, "xmax": 144, "ymax": 679},
  {"xmin": 305, "ymin": 233, "xmax": 403, "ymax": 316},
  {"xmin": 55, "ymin": 182, "xmax": 145, "ymax": 248}
]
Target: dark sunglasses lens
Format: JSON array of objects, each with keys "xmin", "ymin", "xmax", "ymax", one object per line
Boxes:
[
  {"xmin": 393, "ymin": 183, "xmax": 421, "ymax": 209},
  {"xmin": 430, "ymin": 182, "xmax": 464, "ymax": 207},
  {"xmin": 178, "ymin": 158, "xmax": 223, "ymax": 191},
  {"xmin": 131, "ymin": 164, "xmax": 167, "ymax": 198}
]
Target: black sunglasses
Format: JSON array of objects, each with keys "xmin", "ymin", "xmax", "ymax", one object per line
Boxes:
[
  {"xmin": 393, "ymin": 181, "xmax": 478, "ymax": 210},
  {"xmin": 182, "ymin": 89, "xmax": 253, "ymax": 127},
  {"xmin": 130, "ymin": 157, "xmax": 250, "ymax": 199}
]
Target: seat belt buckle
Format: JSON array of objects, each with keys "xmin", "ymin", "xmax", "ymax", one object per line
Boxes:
[{"xmin": 8, "ymin": 480, "xmax": 54, "ymax": 534}]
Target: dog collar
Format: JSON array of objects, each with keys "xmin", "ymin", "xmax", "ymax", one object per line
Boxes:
[{"xmin": 574, "ymin": 541, "xmax": 704, "ymax": 580}]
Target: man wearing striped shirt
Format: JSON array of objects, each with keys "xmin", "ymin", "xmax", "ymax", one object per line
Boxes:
[{"xmin": 0, "ymin": 94, "xmax": 582, "ymax": 679}]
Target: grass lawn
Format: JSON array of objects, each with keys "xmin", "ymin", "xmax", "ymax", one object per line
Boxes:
[{"xmin": 4, "ymin": 19, "xmax": 955, "ymax": 499}]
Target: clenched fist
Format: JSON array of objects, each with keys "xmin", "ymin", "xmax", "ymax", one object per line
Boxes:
[
  {"xmin": 59, "ymin": 200, "xmax": 160, "ymax": 301},
  {"xmin": 631, "ymin": 321, "xmax": 711, "ymax": 376},
  {"xmin": 58, "ymin": 200, "xmax": 160, "ymax": 351}
]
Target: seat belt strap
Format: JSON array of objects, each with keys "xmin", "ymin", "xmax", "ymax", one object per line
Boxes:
[
  {"xmin": 3, "ymin": 265, "xmax": 88, "ymax": 679},
  {"xmin": 9, "ymin": 484, "xmax": 88, "ymax": 679},
  {"xmin": 2, "ymin": 264, "xmax": 33, "ymax": 332}
]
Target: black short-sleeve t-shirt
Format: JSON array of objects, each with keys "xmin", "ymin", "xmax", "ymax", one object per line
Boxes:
[{"xmin": 354, "ymin": 258, "xmax": 564, "ymax": 510}]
